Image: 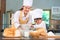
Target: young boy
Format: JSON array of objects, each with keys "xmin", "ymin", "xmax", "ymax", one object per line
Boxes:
[
  {"xmin": 30, "ymin": 9, "xmax": 55, "ymax": 39},
  {"xmin": 30, "ymin": 9, "xmax": 47, "ymax": 38}
]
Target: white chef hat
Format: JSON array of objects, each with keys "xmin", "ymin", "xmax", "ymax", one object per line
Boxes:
[
  {"xmin": 32, "ymin": 9, "xmax": 43, "ymax": 19},
  {"xmin": 23, "ymin": 0, "xmax": 33, "ymax": 7}
]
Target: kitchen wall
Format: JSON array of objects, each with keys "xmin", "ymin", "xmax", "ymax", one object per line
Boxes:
[{"xmin": 6, "ymin": 0, "xmax": 60, "ymax": 12}]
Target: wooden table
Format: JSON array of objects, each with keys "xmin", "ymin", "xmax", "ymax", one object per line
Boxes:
[{"xmin": 2, "ymin": 36, "xmax": 60, "ymax": 40}]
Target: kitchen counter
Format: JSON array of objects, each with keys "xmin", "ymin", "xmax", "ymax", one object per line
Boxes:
[{"xmin": 1, "ymin": 36, "xmax": 60, "ymax": 40}]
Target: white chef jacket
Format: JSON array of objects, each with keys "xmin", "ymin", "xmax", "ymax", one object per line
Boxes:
[
  {"xmin": 33, "ymin": 21, "xmax": 55, "ymax": 38},
  {"xmin": 13, "ymin": 11, "xmax": 32, "ymax": 28},
  {"xmin": 33, "ymin": 21, "xmax": 47, "ymax": 32},
  {"xmin": 34, "ymin": 21, "xmax": 46, "ymax": 29}
]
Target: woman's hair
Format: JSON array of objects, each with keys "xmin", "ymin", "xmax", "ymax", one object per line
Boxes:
[
  {"xmin": 20, "ymin": 6, "xmax": 24, "ymax": 11},
  {"xmin": 20, "ymin": 7, "xmax": 23, "ymax": 11}
]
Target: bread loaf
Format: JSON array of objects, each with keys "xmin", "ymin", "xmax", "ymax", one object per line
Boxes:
[{"xmin": 30, "ymin": 28, "xmax": 47, "ymax": 38}]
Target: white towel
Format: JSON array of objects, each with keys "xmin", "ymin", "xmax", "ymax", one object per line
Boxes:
[{"xmin": 47, "ymin": 31, "xmax": 55, "ymax": 40}]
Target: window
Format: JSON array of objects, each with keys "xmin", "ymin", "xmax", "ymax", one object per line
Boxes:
[{"xmin": 42, "ymin": 9, "xmax": 51, "ymax": 29}]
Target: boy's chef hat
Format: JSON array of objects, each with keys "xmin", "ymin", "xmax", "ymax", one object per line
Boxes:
[
  {"xmin": 23, "ymin": 0, "xmax": 33, "ymax": 7},
  {"xmin": 32, "ymin": 9, "xmax": 43, "ymax": 19}
]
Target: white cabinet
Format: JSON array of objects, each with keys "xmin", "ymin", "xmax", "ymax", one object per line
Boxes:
[{"xmin": 51, "ymin": 7, "xmax": 60, "ymax": 20}]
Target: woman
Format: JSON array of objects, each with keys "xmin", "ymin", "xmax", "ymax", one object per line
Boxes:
[
  {"xmin": 13, "ymin": 0, "xmax": 33, "ymax": 29},
  {"xmin": 3, "ymin": 0, "xmax": 33, "ymax": 37}
]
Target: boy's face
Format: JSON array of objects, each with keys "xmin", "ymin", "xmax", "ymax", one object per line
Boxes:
[{"xmin": 34, "ymin": 18, "xmax": 42, "ymax": 24}]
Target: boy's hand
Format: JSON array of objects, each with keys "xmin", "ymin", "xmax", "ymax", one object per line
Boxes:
[{"xmin": 31, "ymin": 25, "xmax": 34, "ymax": 28}]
